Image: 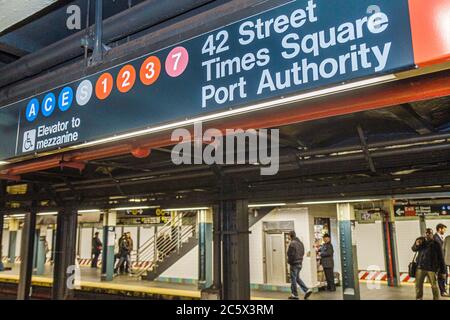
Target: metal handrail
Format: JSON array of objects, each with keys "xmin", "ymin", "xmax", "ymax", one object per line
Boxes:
[{"xmin": 132, "ymin": 213, "xmax": 196, "ymax": 278}]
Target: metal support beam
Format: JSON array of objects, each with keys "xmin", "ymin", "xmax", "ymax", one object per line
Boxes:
[
  {"xmin": 198, "ymin": 208, "xmax": 213, "ymax": 289},
  {"xmin": 52, "ymin": 206, "xmax": 78, "ymax": 300},
  {"xmin": 356, "ymin": 125, "xmax": 376, "ymax": 173},
  {"xmin": 90, "ymin": 0, "xmax": 104, "ymax": 66},
  {"xmin": 101, "ymin": 210, "xmax": 116, "ymax": 281},
  {"xmin": 382, "ymin": 201, "xmax": 400, "ymax": 287},
  {"xmin": 337, "ymin": 203, "xmax": 360, "ymax": 300},
  {"xmin": 0, "ymin": 181, "xmax": 5, "ymax": 271},
  {"xmin": 396, "ymin": 104, "xmax": 436, "ymax": 134},
  {"xmin": 17, "ymin": 189, "xmax": 37, "ymax": 300},
  {"xmin": 221, "ymin": 198, "xmax": 250, "ymax": 300}
]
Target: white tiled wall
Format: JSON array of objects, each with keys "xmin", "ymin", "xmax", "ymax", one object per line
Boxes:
[{"xmin": 395, "ymin": 219, "xmax": 421, "ymax": 272}]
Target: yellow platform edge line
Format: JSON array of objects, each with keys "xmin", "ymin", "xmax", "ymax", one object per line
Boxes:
[{"xmin": 0, "ymin": 274, "xmax": 281, "ymax": 300}]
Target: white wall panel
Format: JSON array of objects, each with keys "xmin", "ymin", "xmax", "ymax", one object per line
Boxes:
[
  {"xmin": 354, "ymin": 221, "xmax": 385, "ymax": 271},
  {"xmin": 395, "ymin": 220, "xmax": 421, "ymax": 272}
]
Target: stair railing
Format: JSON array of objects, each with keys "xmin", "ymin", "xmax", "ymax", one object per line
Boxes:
[{"xmin": 132, "ymin": 212, "xmax": 196, "ymax": 278}]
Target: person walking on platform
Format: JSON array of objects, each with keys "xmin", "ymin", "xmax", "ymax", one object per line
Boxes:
[
  {"xmin": 434, "ymin": 224, "xmax": 448, "ymax": 297},
  {"xmin": 320, "ymin": 234, "xmax": 336, "ymax": 292},
  {"xmin": 287, "ymin": 230, "xmax": 313, "ymax": 300},
  {"xmin": 91, "ymin": 232, "xmax": 102, "ymax": 268},
  {"xmin": 115, "ymin": 234, "xmax": 130, "ymax": 275},
  {"xmin": 412, "ymin": 228, "xmax": 446, "ymax": 300}
]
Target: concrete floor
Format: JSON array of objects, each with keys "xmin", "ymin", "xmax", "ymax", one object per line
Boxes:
[{"xmin": 1, "ymin": 264, "xmax": 448, "ymax": 300}]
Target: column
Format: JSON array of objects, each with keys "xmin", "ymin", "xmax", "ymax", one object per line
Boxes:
[
  {"xmin": 8, "ymin": 219, "xmax": 19, "ymax": 264},
  {"xmin": 52, "ymin": 206, "xmax": 78, "ymax": 300},
  {"xmin": 0, "ymin": 214, "xmax": 3, "ymax": 271},
  {"xmin": 101, "ymin": 210, "xmax": 116, "ymax": 281},
  {"xmin": 382, "ymin": 201, "xmax": 400, "ymax": 287},
  {"xmin": 222, "ymin": 199, "xmax": 250, "ymax": 300},
  {"xmin": 17, "ymin": 207, "xmax": 37, "ymax": 300},
  {"xmin": 0, "ymin": 182, "xmax": 5, "ymax": 271},
  {"xmin": 337, "ymin": 203, "xmax": 360, "ymax": 300},
  {"xmin": 198, "ymin": 208, "xmax": 213, "ymax": 289},
  {"xmin": 35, "ymin": 225, "xmax": 48, "ymax": 275}
]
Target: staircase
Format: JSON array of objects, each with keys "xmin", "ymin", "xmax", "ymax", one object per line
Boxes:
[
  {"xmin": 133, "ymin": 212, "xmax": 197, "ymax": 280},
  {"xmin": 134, "ymin": 207, "xmax": 274, "ymax": 281}
]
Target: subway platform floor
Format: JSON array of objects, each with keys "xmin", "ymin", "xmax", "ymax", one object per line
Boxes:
[{"xmin": 0, "ymin": 264, "xmax": 448, "ymax": 300}]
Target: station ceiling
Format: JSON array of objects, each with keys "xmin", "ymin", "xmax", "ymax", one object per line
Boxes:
[{"xmin": 0, "ymin": 0, "xmax": 148, "ymax": 67}]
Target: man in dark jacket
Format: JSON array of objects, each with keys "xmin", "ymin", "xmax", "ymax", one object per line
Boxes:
[
  {"xmin": 287, "ymin": 231, "xmax": 313, "ymax": 300},
  {"xmin": 91, "ymin": 232, "xmax": 102, "ymax": 268},
  {"xmin": 115, "ymin": 235, "xmax": 130, "ymax": 275},
  {"xmin": 433, "ymin": 223, "xmax": 448, "ymax": 297},
  {"xmin": 320, "ymin": 234, "xmax": 335, "ymax": 291},
  {"xmin": 412, "ymin": 228, "xmax": 446, "ymax": 300}
]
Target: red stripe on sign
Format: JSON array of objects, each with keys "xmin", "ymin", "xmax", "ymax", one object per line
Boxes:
[{"xmin": 408, "ymin": 0, "xmax": 450, "ymax": 67}]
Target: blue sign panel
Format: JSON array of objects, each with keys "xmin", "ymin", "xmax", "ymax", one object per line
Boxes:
[{"xmin": 0, "ymin": 0, "xmax": 414, "ymax": 161}]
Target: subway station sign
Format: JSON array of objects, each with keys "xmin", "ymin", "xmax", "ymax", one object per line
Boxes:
[{"xmin": 0, "ymin": 0, "xmax": 415, "ymax": 161}]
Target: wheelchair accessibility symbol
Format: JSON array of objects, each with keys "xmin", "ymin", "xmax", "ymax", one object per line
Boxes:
[{"xmin": 22, "ymin": 129, "xmax": 36, "ymax": 153}]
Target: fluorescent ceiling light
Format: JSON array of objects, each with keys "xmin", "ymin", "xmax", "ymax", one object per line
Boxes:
[
  {"xmin": 78, "ymin": 209, "xmax": 101, "ymax": 213},
  {"xmin": 81, "ymin": 75, "xmax": 395, "ymax": 148},
  {"xmin": 297, "ymin": 199, "xmax": 380, "ymax": 205},
  {"xmin": 162, "ymin": 207, "xmax": 209, "ymax": 212},
  {"xmin": 113, "ymin": 206, "xmax": 158, "ymax": 211},
  {"xmin": 248, "ymin": 203, "xmax": 286, "ymax": 208},
  {"xmin": 0, "ymin": 161, "xmax": 9, "ymax": 166},
  {"xmin": 8, "ymin": 214, "xmax": 25, "ymax": 218},
  {"xmin": 37, "ymin": 212, "xmax": 58, "ymax": 216}
]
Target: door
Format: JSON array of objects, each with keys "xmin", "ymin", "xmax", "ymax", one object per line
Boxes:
[{"xmin": 265, "ymin": 233, "xmax": 286, "ymax": 284}]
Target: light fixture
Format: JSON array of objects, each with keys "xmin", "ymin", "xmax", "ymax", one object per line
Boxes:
[
  {"xmin": 78, "ymin": 209, "xmax": 101, "ymax": 213},
  {"xmin": 0, "ymin": 161, "xmax": 9, "ymax": 166},
  {"xmin": 248, "ymin": 203, "xmax": 286, "ymax": 208},
  {"xmin": 81, "ymin": 75, "xmax": 395, "ymax": 148},
  {"xmin": 112, "ymin": 206, "xmax": 159, "ymax": 211},
  {"xmin": 37, "ymin": 212, "xmax": 58, "ymax": 216},
  {"xmin": 297, "ymin": 199, "xmax": 380, "ymax": 205},
  {"xmin": 162, "ymin": 207, "xmax": 209, "ymax": 212},
  {"xmin": 8, "ymin": 214, "xmax": 25, "ymax": 218}
]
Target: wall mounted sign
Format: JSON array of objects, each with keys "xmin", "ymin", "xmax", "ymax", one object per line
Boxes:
[
  {"xmin": 0, "ymin": 0, "xmax": 415, "ymax": 161},
  {"xmin": 394, "ymin": 205, "xmax": 450, "ymax": 217}
]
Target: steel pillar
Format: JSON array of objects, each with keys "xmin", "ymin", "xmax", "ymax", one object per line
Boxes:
[
  {"xmin": 101, "ymin": 210, "xmax": 116, "ymax": 281},
  {"xmin": 52, "ymin": 206, "xmax": 78, "ymax": 300},
  {"xmin": 17, "ymin": 204, "xmax": 37, "ymax": 300},
  {"xmin": 222, "ymin": 199, "xmax": 250, "ymax": 300},
  {"xmin": 419, "ymin": 215, "xmax": 427, "ymax": 235},
  {"xmin": 8, "ymin": 224, "xmax": 17, "ymax": 263},
  {"xmin": 337, "ymin": 203, "xmax": 360, "ymax": 300},
  {"xmin": 198, "ymin": 209, "xmax": 213, "ymax": 289},
  {"xmin": 382, "ymin": 201, "xmax": 400, "ymax": 287},
  {"xmin": 35, "ymin": 226, "xmax": 48, "ymax": 275},
  {"xmin": 0, "ymin": 181, "xmax": 5, "ymax": 271}
]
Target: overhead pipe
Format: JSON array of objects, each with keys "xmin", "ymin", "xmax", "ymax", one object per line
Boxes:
[
  {"xmin": 91, "ymin": 0, "xmax": 104, "ymax": 65},
  {"xmin": 0, "ymin": 0, "xmax": 216, "ymax": 88},
  {"xmin": 298, "ymin": 132, "xmax": 450, "ymax": 157}
]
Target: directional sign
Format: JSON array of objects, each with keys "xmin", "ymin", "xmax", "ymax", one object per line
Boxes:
[
  {"xmin": 0, "ymin": 0, "xmax": 415, "ymax": 161},
  {"xmin": 394, "ymin": 205, "xmax": 450, "ymax": 217}
]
